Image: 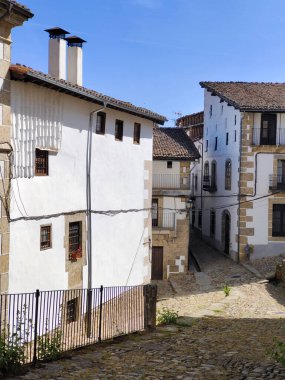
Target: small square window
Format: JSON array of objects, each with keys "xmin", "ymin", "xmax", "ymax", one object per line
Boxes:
[
  {"xmin": 133, "ymin": 123, "xmax": 141, "ymax": 144},
  {"xmin": 96, "ymin": 112, "xmax": 106, "ymax": 135},
  {"xmin": 167, "ymin": 161, "xmax": 172, "ymax": 169},
  {"xmin": 66, "ymin": 298, "xmax": 78, "ymax": 323},
  {"xmin": 40, "ymin": 225, "xmax": 52, "ymax": 250},
  {"xmin": 115, "ymin": 119, "xmax": 123, "ymax": 141},
  {"xmin": 35, "ymin": 149, "xmax": 49, "ymax": 176}
]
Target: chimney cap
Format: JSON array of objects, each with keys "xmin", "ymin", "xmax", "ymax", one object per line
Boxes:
[
  {"xmin": 65, "ymin": 36, "xmax": 86, "ymax": 47},
  {"xmin": 45, "ymin": 27, "xmax": 70, "ymax": 39}
]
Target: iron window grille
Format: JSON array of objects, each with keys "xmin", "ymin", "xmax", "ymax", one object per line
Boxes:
[
  {"xmin": 40, "ymin": 225, "xmax": 52, "ymax": 250},
  {"xmin": 69, "ymin": 222, "xmax": 82, "ymax": 260},
  {"xmin": 35, "ymin": 149, "xmax": 49, "ymax": 176},
  {"xmin": 133, "ymin": 123, "xmax": 141, "ymax": 144},
  {"xmin": 66, "ymin": 298, "xmax": 78, "ymax": 323},
  {"xmin": 272, "ymin": 204, "xmax": 285, "ymax": 237},
  {"xmin": 115, "ymin": 119, "xmax": 123, "ymax": 141},
  {"xmin": 96, "ymin": 112, "xmax": 106, "ymax": 135}
]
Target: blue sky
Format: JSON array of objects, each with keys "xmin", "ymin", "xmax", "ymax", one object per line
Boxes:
[{"xmin": 12, "ymin": 0, "xmax": 285, "ymax": 126}]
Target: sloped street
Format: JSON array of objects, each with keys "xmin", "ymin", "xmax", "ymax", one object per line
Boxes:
[{"xmin": 20, "ymin": 235, "xmax": 285, "ymax": 380}]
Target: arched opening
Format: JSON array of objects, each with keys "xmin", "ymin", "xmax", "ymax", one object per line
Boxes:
[{"xmin": 222, "ymin": 210, "xmax": 231, "ymax": 254}]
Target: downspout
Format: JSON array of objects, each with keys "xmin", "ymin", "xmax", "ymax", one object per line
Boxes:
[{"xmin": 86, "ymin": 103, "xmax": 107, "ymax": 291}]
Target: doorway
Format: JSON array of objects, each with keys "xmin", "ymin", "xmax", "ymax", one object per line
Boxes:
[
  {"xmin": 222, "ymin": 210, "xmax": 231, "ymax": 255},
  {"xmin": 151, "ymin": 246, "xmax": 163, "ymax": 280}
]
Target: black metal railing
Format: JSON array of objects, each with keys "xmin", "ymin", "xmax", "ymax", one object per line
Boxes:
[
  {"xmin": 202, "ymin": 175, "xmax": 217, "ymax": 192},
  {"xmin": 252, "ymin": 128, "xmax": 285, "ymax": 146},
  {"xmin": 153, "ymin": 174, "xmax": 190, "ymax": 189},
  {"xmin": 0, "ymin": 285, "xmax": 148, "ymax": 365},
  {"xmin": 269, "ymin": 174, "xmax": 285, "ymax": 191},
  {"xmin": 152, "ymin": 211, "xmax": 176, "ymax": 230}
]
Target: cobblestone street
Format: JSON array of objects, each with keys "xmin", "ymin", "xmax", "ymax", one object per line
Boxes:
[{"xmin": 19, "ymin": 234, "xmax": 285, "ymax": 379}]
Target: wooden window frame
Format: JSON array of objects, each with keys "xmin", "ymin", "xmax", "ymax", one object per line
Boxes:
[
  {"xmin": 225, "ymin": 160, "xmax": 232, "ymax": 190},
  {"xmin": 40, "ymin": 224, "xmax": 52, "ymax": 250},
  {"xmin": 95, "ymin": 112, "xmax": 106, "ymax": 135},
  {"xmin": 272, "ymin": 204, "xmax": 285, "ymax": 237},
  {"xmin": 69, "ymin": 221, "xmax": 82, "ymax": 260},
  {"xmin": 133, "ymin": 123, "xmax": 141, "ymax": 144},
  {"xmin": 35, "ymin": 149, "xmax": 49, "ymax": 176},
  {"xmin": 115, "ymin": 119, "xmax": 123, "ymax": 141}
]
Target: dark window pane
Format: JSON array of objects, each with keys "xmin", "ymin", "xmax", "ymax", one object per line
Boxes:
[{"xmin": 35, "ymin": 149, "xmax": 49, "ymax": 176}]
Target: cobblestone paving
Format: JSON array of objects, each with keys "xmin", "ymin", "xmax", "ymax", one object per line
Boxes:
[{"xmin": 18, "ymin": 234, "xmax": 285, "ymax": 379}]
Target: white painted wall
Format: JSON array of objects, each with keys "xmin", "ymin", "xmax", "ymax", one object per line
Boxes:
[{"xmin": 9, "ymin": 81, "xmax": 153, "ymax": 293}]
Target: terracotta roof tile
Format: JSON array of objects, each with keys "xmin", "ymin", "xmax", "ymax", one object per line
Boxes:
[
  {"xmin": 10, "ymin": 64, "xmax": 167, "ymax": 124},
  {"xmin": 200, "ymin": 82, "xmax": 285, "ymax": 112},
  {"xmin": 153, "ymin": 127, "xmax": 200, "ymax": 160}
]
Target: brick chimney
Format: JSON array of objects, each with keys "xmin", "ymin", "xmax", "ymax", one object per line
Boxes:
[
  {"xmin": 65, "ymin": 36, "xmax": 86, "ymax": 86},
  {"xmin": 45, "ymin": 27, "xmax": 70, "ymax": 80}
]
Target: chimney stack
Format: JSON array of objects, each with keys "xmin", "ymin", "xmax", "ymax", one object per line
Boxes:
[
  {"xmin": 65, "ymin": 36, "xmax": 86, "ymax": 86},
  {"xmin": 45, "ymin": 27, "xmax": 70, "ymax": 80}
]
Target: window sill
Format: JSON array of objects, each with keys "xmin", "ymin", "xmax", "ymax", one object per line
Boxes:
[
  {"xmin": 95, "ymin": 131, "xmax": 105, "ymax": 135},
  {"xmin": 115, "ymin": 138, "xmax": 123, "ymax": 142},
  {"xmin": 40, "ymin": 246, "xmax": 52, "ymax": 251}
]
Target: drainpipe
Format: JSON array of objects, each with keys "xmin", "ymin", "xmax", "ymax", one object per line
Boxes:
[{"xmin": 86, "ymin": 104, "xmax": 107, "ymax": 291}]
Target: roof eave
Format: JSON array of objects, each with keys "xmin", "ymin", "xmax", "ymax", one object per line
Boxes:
[
  {"xmin": 153, "ymin": 155, "xmax": 200, "ymax": 161},
  {"xmin": 10, "ymin": 69, "xmax": 167, "ymax": 125},
  {"xmin": 0, "ymin": 0, "xmax": 34, "ymax": 18}
]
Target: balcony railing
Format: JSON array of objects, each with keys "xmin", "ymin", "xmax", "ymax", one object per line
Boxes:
[
  {"xmin": 202, "ymin": 175, "xmax": 217, "ymax": 192},
  {"xmin": 269, "ymin": 175, "xmax": 285, "ymax": 191},
  {"xmin": 153, "ymin": 174, "xmax": 190, "ymax": 189},
  {"xmin": 252, "ymin": 128, "xmax": 285, "ymax": 146},
  {"xmin": 152, "ymin": 211, "xmax": 176, "ymax": 230}
]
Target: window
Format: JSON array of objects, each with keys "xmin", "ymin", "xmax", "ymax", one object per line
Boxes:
[
  {"xmin": 66, "ymin": 298, "xmax": 78, "ymax": 323},
  {"xmin": 211, "ymin": 161, "xmax": 217, "ymax": 190},
  {"xmin": 167, "ymin": 161, "xmax": 172, "ymax": 169},
  {"xmin": 234, "ymin": 130, "xmax": 237, "ymax": 142},
  {"xmin": 214, "ymin": 137, "xmax": 218, "ymax": 151},
  {"xmin": 260, "ymin": 113, "xmax": 276, "ymax": 145},
  {"xmin": 204, "ymin": 162, "xmax": 209, "ymax": 178},
  {"xmin": 226, "ymin": 132, "xmax": 229, "ymax": 145},
  {"xmin": 40, "ymin": 225, "xmax": 52, "ymax": 250},
  {"xmin": 225, "ymin": 160, "xmax": 232, "ymax": 190},
  {"xmin": 35, "ymin": 149, "xmax": 48, "ymax": 176},
  {"xmin": 69, "ymin": 222, "xmax": 82, "ymax": 260},
  {"xmin": 115, "ymin": 119, "xmax": 123, "ymax": 141},
  {"xmin": 221, "ymin": 105, "xmax": 223, "ymax": 115},
  {"xmin": 194, "ymin": 174, "xmax": 198, "ymax": 191},
  {"xmin": 234, "ymin": 115, "xmax": 237, "ymax": 125},
  {"xmin": 272, "ymin": 204, "xmax": 285, "ymax": 237},
  {"xmin": 210, "ymin": 210, "xmax": 216, "ymax": 236},
  {"xmin": 133, "ymin": 123, "xmax": 141, "ymax": 144},
  {"xmin": 198, "ymin": 210, "xmax": 202, "ymax": 228},
  {"xmin": 95, "ymin": 112, "xmax": 106, "ymax": 135},
  {"xmin": 205, "ymin": 140, "xmax": 208, "ymax": 152},
  {"xmin": 209, "ymin": 105, "xmax": 213, "ymax": 118}
]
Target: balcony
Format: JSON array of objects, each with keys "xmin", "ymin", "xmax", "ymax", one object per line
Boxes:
[
  {"xmin": 252, "ymin": 128, "xmax": 285, "ymax": 146},
  {"xmin": 202, "ymin": 175, "xmax": 217, "ymax": 192},
  {"xmin": 152, "ymin": 211, "xmax": 176, "ymax": 231},
  {"xmin": 269, "ymin": 175, "xmax": 285, "ymax": 191},
  {"xmin": 153, "ymin": 174, "xmax": 190, "ymax": 189}
]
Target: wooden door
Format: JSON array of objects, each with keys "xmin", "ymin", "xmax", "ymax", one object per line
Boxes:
[{"xmin": 151, "ymin": 247, "xmax": 163, "ymax": 280}]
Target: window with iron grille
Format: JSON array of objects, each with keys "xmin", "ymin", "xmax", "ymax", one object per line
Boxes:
[
  {"xmin": 133, "ymin": 123, "xmax": 141, "ymax": 144},
  {"xmin": 225, "ymin": 160, "xmax": 232, "ymax": 190},
  {"xmin": 66, "ymin": 298, "xmax": 78, "ymax": 323},
  {"xmin": 40, "ymin": 225, "xmax": 52, "ymax": 250},
  {"xmin": 272, "ymin": 204, "xmax": 285, "ymax": 237},
  {"xmin": 35, "ymin": 149, "xmax": 49, "ymax": 176},
  {"xmin": 96, "ymin": 112, "xmax": 106, "ymax": 135},
  {"xmin": 69, "ymin": 222, "xmax": 82, "ymax": 260},
  {"xmin": 115, "ymin": 119, "xmax": 123, "ymax": 141}
]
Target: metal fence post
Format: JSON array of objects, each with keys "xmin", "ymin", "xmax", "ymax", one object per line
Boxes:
[
  {"xmin": 98, "ymin": 285, "xmax": 103, "ymax": 342},
  {"xmin": 86, "ymin": 289, "xmax": 92, "ymax": 338},
  {"xmin": 32, "ymin": 289, "xmax": 40, "ymax": 366},
  {"xmin": 143, "ymin": 284, "xmax": 157, "ymax": 332}
]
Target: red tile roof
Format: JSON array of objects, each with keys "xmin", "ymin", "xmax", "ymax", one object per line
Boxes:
[
  {"xmin": 200, "ymin": 82, "xmax": 285, "ymax": 112},
  {"xmin": 10, "ymin": 64, "xmax": 167, "ymax": 125},
  {"xmin": 153, "ymin": 127, "xmax": 200, "ymax": 160}
]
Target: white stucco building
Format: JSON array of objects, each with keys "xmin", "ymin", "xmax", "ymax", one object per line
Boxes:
[
  {"xmin": 151, "ymin": 127, "xmax": 199, "ymax": 279},
  {"xmin": 0, "ymin": 17, "xmax": 167, "ymax": 294},
  {"xmin": 182, "ymin": 82, "xmax": 285, "ymax": 262}
]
